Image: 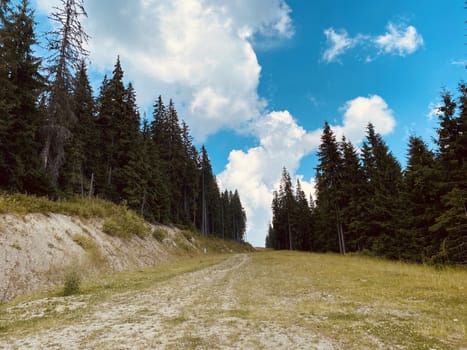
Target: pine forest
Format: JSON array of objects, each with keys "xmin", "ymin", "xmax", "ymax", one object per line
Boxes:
[
  {"xmin": 0, "ymin": 0, "xmax": 247, "ymax": 241},
  {"xmin": 267, "ymin": 91, "xmax": 467, "ymax": 265}
]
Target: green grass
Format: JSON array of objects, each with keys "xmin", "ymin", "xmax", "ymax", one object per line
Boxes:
[
  {"xmin": 232, "ymin": 251, "xmax": 467, "ymax": 349},
  {"xmin": 71, "ymin": 234, "xmax": 105, "ymax": 265},
  {"xmin": 0, "ymin": 194, "xmax": 150, "ymax": 239},
  {"xmin": 1, "ymin": 251, "xmax": 465, "ymax": 348}
]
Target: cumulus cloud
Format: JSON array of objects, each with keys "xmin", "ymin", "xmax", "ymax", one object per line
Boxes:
[
  {"xmin": 322, "ymin": 22, "xmax": 423, "ymax": 63},
  {"xmin": 35, "ymin": 0, "xmax": 399, "ymax": 247},
  {"xmin": 333, "ymin": 95, "xmax": 396, "ymax": 144},
  {"xmin": 322, "ymin": 28, "xmax": 359, "ymax": 63},
  {"xmin": 218, "ymin": 111, "xmax": 321, "ymax": 246},
  {"xmin": 34, "ymin": 0, "xmax": 292, "ymax": 141},
  {"xmin": 374, "ymin": 22, "xmax": 424, "ymax": 56},
  {"xmin": 219, "ymin": 96, "xmax": 396, "ymax": 246}
]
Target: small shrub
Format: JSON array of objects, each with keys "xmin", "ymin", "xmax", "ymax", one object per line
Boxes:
[
  {"xmin": 10, "ymin": 242, "xmax": 21, "ymax": 250},
  {"xmin": 63, "ymin": 269, "xmax": 81, "ymax": 296},
  {"xmin": 72, "ymin": 234, "xmax": 94, "ymax": 250},
  {"xmin": 72, "ymin": 234, "xmax": 104, "ymax": 265},
  {"xmin": 103, "ymin": 209, "xmax": 149, "ymax": 239},
  {"xmin": 152, "ymin": 228, "xmax": 167, "ymax": 242},
  {"xmin": 181, "ymin": 230, "xmax": 194, "ymax": 241}
]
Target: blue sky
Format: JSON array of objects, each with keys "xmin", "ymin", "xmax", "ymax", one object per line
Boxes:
[{"xmin": 32, "ymin": 0, "xmax": 465, "ymax": 246}]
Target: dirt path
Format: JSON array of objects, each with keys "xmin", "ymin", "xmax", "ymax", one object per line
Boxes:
[{"xmin": 1, "ymin": 254, "xmax": 332, "ymax": 349}]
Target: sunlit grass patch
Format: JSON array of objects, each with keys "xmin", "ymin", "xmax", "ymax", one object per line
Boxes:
[{"xmin": 231, "ymin": 251, "xmax": 467, "ymax": 349}]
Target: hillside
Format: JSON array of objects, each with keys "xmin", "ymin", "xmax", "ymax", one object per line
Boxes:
[
  {"xmin": 0, "ymin": 194, "xmax": 253, "ymax": 301},
  {"xmin": 1, "ymin": 251, "xmax": 466, "ymax": 349}
]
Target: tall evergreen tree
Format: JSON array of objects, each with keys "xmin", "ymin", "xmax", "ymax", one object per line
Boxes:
[
  {"xmin": 269, "ymin": 168, "xmax": 296, "ymax": 250},
  {"xmin": 142, "ymin": 116, "xmax": 169, "ymax": 223},
  {"xmin": 314, "ymin": 122, "xmax": 343, "ymax": 252},
  {"xmin": 230, "ymin": 189, "xmax": 247, "ymax": 241},
  {"xmin": 151, "ymin": 96, "xmax": 187, "ymax": 222},
  {"xmin": 399, "ymin": 136, "xmax": 439, "ymax": 262},
  {"xmin": 0, "ymin": 0, "xmax": 48, "ymax": 193},
  {"xmin": 116, "ymin": 82, "xmax": 145, "ymax": 209},
  {"xmin": 181, "ymin": 121, "xmax": 200, "ymax": 225},
  {"xmin": 41, "ymin": 0, "xmax": 89, "ymax": 184},
  {"xmin": 339, "ymin": 137, "xmax": 365, "ymax": 252},
  {"xmin": 59, "ymin": 60, "xmax": 95, "ymax": 195},
  {"xmin": 430, "ymin": 85, "xmax": 467, "ymax": 264},
  {"xmin": 357, "ymin": 123, "xmax": 403, "ymax": 257},
  {"xmin": 293, "ymin": 179, "xmax": 312, "ymax": 250},
  {"xmin": 95, "ymin": 58, "xmax": 126, "ymax": 201},
  {"xmin": 198, "ymin": 146, "xmax": 221, "ymax": 235}
]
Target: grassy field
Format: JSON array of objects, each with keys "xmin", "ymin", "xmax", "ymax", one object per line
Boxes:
[
  {"xmin": 236, "ymin": 251, "xmax": 467, "ymax": 349},
  {"xmin": 1, "ymin": 251, "xmax": 466, "ymax": 349}
]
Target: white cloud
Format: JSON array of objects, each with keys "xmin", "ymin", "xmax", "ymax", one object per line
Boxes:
[
  {"xmin": 34, "ymin": 0, "xmax": 291, "ymax": 141},
  {"xmin": 451, "ymin": 59, "xmax": 467, "ymax": 66},
  {"xmin": 218, "ymin": 111, "xmax": 321, "ymax": 246},
  {"xmin": 322, "ymin": 22, "xmax": 424, "ymax": 63},
  {"xmin": 219, "ymin": 96, "xmax": 395, "ymax": 247},
  {"xmin": 333, "ymin": 95, "xmax": 396, "ymax": 144},
  {"xmin": 35, "ymin": 0, "xmax": 398, "ymax": 247},
  {"xmin": 374, "ymin": 22, "xmax": 424, "ymax": 56},
  {"xmin": 322, "ymin": 28, "xmax": 358, "ymax": 63}
]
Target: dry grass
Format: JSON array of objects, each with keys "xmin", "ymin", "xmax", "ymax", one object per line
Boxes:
[
  {"xmin": 0, "ymin": 194, "xmax": 151, "ymax": 239},
  {"xmin": 233, "ymin": 251, "xmax": 467, "ymax": 349},
  {"xmin": 0, "ymin": 255, "xmax": 229, "ymax": 337},
  {"xmin": 2, "ymin": 250, "xmax": 463, "ymax": 348}
]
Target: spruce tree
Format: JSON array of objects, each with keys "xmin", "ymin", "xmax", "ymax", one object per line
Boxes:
[
  {"xmin": 400, "ymin": 136, "xmax": 439, "ymax": 262},
  {"xmin": 314, "ymin": 122, "xmax": 343, "ymax": 252},
  {"xmin": 59, "ymin": 60, "xmax": 96, "ymax": 195},
  {"xmin": 0, "ymin": 0, "xmax": 48, "ymax": 193},
  {"xmin": 181, "ymin": 121, "xmax": 200, "ymax": 225},
  {"xmin": 95, "ymin": 58, "xmax": 126, "ymax": 201},
  {"xmin": 430, "ymin": 85, "xmax": 467, "ymax": 264},
  {"xmin": 339, "ymin": 137, "xmax": 365, "ymax": 252},
  {"xmin": 142, "ymin": 117, "xmax": 169, "ymax": 223},
  {"xmin": 357, "ymin": 123, "xmax": 403, "ymax": 258},
  {"xmin": 41, "ymin": 0, "xmax": 89, "ymax": 184},
  {"xmin": 116, "ymin": 83, "xmax": 145, "ymax": 209},
  {"xmin": 270, "ymin": 168, "xmax": 296, "ymax": 250},
  {"xmin": 198, "ymin": 146, "xmax": 221, "ymax": 235},
  {"xmin": 293, "ymin": 179, "xmax": 312, "ymax": 250}
]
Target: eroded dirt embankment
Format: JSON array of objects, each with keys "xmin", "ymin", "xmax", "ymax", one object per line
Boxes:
[{"xmin": 0, "ymin": 213, "xmax": 243, "ymax": 301}]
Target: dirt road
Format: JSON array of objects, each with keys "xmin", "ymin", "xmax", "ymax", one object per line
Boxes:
[{"xmin": 1, "ymin": 254, "xmax": 332, "ymax": 349}]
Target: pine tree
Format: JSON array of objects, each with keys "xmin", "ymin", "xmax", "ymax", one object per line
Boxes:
[
  {"xmin": 270, "ymin": 168, "xmax": 296, "ymax": 250},
  {"xmin": 0, "ymin": 0, "xmax": 48, "ymax": 193},
  {"xmin": 357, "ymin": 123, "xmax": 403, "ymax": 257},
  {"xmin": 41, "ymin": 0, "xmax": 89, "ymax": 184},
  {"xmin": 181, "ymin": 121, "xmax": 200, "ymax": 225},
  {"xmin": 314, "ymin": 122, "xmax": 343, "ymax": 252},
  {"xmin": 142, "ymin": 116, "xmax": 169, "ymax": 223},
  {"xmin": 230, "ymin": 190, "xmax": 246, "ymax": 241},
  {"xmin": 95, "ymin": 58, "xmax": 126, "ymax": 201},
  {"xmin": 198, "ymin": 146, "xmax": 221, "ymax": 235},
  {"xmin": 59, "ymin": 60, "xmax": 96, "ymax": 195},
  {"xmin": 430, "ymin": 85, "xmax": 467, "ymax": 264},
  {"xmin": 165, "ymin": 99, "xmax": 186, "ymax": 222},
  {"xmin": 293, "ymin": 179, "xmax": 312, "ymax": 250},
  {"xmin": 151, "ymin": 96, "xmax": 187, "ymax": 222},
  {"xmin": 116, "ymin": 83, "xmax": 145, "ymax": 209},
  {"xmin": 399, "ymin": 136, "xmax": 439, "ymax": 262},
  {"xmin": 339, "ymin": 137, "xmax": 365, "ymax": 252}
]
